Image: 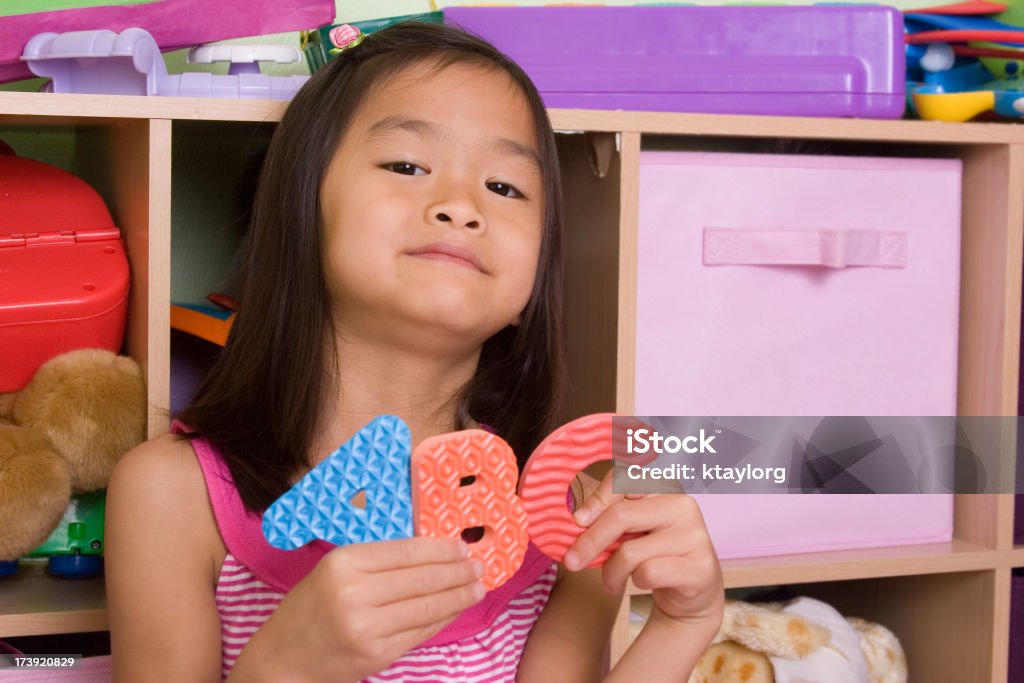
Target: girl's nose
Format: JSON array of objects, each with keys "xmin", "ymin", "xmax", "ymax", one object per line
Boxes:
[
  {"xmin": 427, "ymin": 191, "xmax": 485, "ymax": 232},
  {"xmin": 434, "ymin": 211, "xmax": 481, "ymax": 230}
]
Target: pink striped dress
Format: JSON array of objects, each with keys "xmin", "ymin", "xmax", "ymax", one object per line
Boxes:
[{"xmin": 181, "ymin": 426, "xmax": 558, "ymax": 682}]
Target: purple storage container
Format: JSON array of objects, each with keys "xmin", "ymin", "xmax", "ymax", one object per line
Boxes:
[
  {"xmin": 1012, "ymin": 571, "xmax": 1024, "ymax": 681},
  {"xmin": 1016, "ymin": 494, "xmax": 1024, "ymax": 545},
  {"xmin": 445, "ymin": 6, "xmax": 905, "ymax": 119}
]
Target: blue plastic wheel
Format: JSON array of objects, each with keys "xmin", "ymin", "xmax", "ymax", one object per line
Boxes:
[
  {"xmin": 0, "ymin": 560, "xmax": 18, "ymax": 577},
  {"xmin": 47, "ymin": 554, "xmax": 103, "ymax": 579}
]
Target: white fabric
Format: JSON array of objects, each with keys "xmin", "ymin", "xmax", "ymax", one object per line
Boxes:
[{"xmin": 769, "ymin": 597, "xmax": 869, "ymax": 683}]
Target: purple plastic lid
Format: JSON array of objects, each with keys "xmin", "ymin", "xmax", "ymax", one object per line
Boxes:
[{"xmin": 445, "ymin": 6, "xmax": 905, "ymax": 118}]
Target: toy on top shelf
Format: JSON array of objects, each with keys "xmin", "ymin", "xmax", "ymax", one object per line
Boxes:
[
  {"xmin": 904, "ymin": 0, "xmax": 1024, "ymax": 120},
  {"xmin": 444, "ymin": 5, "xmax": 907, "ymax": 119},
  {"xmin": 188, "ymin": 43, "xmax": 304, "ymax": 76},
  {"xmin": 302, "ymin": 11, "xmax": 444, "ymax": 73},
  {"xmin": 0, "ymin": 0, "xmax": 333, "ymax": 84},
  {"xmin": 22, "ymin": 27, "xmax": 309, "ymax": 99}
]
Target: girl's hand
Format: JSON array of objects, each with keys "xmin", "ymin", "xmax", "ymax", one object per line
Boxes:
[
  {"xmin": 236, "ymin": 537, "xmax": 484, "ymax": 683},
  {"xmin": 561, "ymin": 471, "xmax": 724, "ymax": 635}
]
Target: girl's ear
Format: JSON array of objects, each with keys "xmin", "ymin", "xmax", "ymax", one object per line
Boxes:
[{"xmin": 511, "ymin": 312, "xmax": 523, "ymax": 326}]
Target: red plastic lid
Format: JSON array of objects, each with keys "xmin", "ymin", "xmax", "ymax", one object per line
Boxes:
[
  {"xmin": 0, "ymin": 155, "xmax": 116, "ymax": 236},
  {"xmin": 0, "ymin": 153, "xmax": 129, "ymax": 392},
  {"xmin": 0, "ymin": 155, "xmax": 127, "ymax": 326}
]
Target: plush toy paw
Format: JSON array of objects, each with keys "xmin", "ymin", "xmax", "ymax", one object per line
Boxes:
[
  {"xmin": 0, "ymin": 425, "xmax": 71, "ymax": 561},
  {"xmin": 691, "ymin": 640, "xmax": 774, "ymax": 683},
  {"xmin": 717, "ymin": 599, "xmax": 830, "ymax": 660},
  {"xmin": 848, "ymin": 617, "xmax": 908, "ymax": 683}
]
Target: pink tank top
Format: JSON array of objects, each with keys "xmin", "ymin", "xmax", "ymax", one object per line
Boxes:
[{"xmin": 179, "ymin": 426, "xmax": 558, "ymax": 682}]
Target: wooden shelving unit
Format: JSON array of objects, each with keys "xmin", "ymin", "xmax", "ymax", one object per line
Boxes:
[{"xmin": 1, "ymin": 91, "xmax": 1021, "ymax": 681}]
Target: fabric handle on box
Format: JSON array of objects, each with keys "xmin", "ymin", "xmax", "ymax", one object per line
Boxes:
[{"xmin": 702, "ymin": 227, "xmax": 908, "ymax": 269}]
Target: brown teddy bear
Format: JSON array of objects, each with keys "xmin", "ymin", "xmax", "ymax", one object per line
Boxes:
[{"xmin": 0, "ymin": 349, "xmax": 146, "ymax": 563}]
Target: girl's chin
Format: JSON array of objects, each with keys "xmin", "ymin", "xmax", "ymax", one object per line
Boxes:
[{"xmin": 403, "ymin": 303, "xmax": 508, "ymax": 338}]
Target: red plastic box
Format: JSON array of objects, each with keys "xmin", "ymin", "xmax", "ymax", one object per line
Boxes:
[{"xmin": 0, "ymin": 152, "xmax": 129, "ymax": 393}]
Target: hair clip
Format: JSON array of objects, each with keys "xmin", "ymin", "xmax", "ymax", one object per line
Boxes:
[{"xmin": 328, "ymin": 25, "xmax": 366, "ymax": 56}]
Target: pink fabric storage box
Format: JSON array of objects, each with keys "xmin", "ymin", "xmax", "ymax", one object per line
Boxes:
[{"xmin": 635, "ymin": 151, "xmax": 961, "ymax": 559}]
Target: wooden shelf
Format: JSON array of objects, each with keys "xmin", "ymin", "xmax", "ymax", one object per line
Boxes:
[
  {"xmin": 624, "ymin": 541, "xmax": 1006, "ymax": 595},
  {"xmin": 3, "ymin": 90, "xmax": 1024, "ymax": 144},
  {"xmin": 1007, "ymin": 547, "xmax": 1024, "ymax": 567},
  {"xmin": 0, "ymin": 561, "xmax": 107, "ymax": 637},
  {"xmin": 0, "ymin": 91, "xmax": 289, "ymax": 124}
]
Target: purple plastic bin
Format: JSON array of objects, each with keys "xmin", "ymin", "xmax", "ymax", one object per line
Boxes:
[
  {"xmin": 1016, "ymin": 494, "xmax": 1024, "ymax": 545},
  {"xmin": 1012, "ymin": 571, "xmax": 1024, "ymax": 681},
  {"xmin": 445, "ymin": 6, "xmax": 905, "ymax": 119}
]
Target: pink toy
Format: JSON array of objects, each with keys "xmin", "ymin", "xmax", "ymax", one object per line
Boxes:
[
  {"xmin": 265, "ymin": 413, "xmax": 657, "ymax": 581},
  {"xmin": 518, "ymin": 414, "xmax": 649, "ymax": 568},
  {"xmin": 328, "ymin": 24, "xmax": 366, "ymax": 53},
  {"xmin": 411, "ymin": 430, "xmax": 529, "ymax": 590}
]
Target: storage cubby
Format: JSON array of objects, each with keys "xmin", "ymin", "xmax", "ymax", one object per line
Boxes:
[
  {"xmin": 0, "ymin": 93, "xmax": 1020, "ymax": 681},
  {"xmin": 0, "ymin": 115, "xmax": 158, "ymax": 639},
  {"xmin": 557, "ymin": 114, "xmax": 1021, "ymax": 679},
  {"xmin": 170, "ymin": 120, "xmax": 272, "ymax": 307}
]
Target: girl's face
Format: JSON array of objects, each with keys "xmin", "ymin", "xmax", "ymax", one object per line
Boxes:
[{"xmin": 320, "ymin": 60, "xmax": 545, "ymax": 350}]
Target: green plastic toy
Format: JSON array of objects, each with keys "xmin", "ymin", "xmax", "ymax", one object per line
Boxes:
[{"xmin": 25, "ymin": 491, "xmax": 106, "ymax": 579}]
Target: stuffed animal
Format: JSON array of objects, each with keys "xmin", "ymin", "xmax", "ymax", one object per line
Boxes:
[
  {"xmin": 685, "ymin": 597, "xmax": 908, "ymax": 683},
  {"xmin": 0, "ymin": 349, "xmax": 146, "ymax": 562}
]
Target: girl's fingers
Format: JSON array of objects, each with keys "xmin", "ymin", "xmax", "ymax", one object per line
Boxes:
[
  {"xmin": 571, "ymin": 468, "xmax": 623, "ymax": 527},
  {"xmin": 366, "ymin": 558, "xmax": 484, "ymax": 606},
  {"xmin": 572, "ymin": 466, "xmax": 656, "ymax": 527},
  {"xmin": 567, "ymin": 495, "xmax": 702, "ymax": 570},
  {"xmin": 388, "ymin": 611, "xmax": 465, "ymax": 657},
  {"xmin": 599, "ymin": 529, "xmax": 693, "ymax": 593},
  {"xmin": 373, "ymin": 579, "xmax": 486, "ymax": 634},
  {"xmin": 343, "ymin": 536, "xmax": 469, "ymax": 573},
  {"xmin": 633, "ymin": 555, "xmax": 719, "ymax": 594}
]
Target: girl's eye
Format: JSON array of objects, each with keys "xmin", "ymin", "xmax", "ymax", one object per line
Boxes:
[
  {"xmin": 486, "ymin": 181, "xmax": 524, "ymax": 199},
  {"xmin": 385, "ymin": 162, "xmax": 426, "ymax": 176}
]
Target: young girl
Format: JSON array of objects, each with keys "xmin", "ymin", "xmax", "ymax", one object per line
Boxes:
[{"xmin": 106, "ymin": 21, "xmax": 723, "ymax": 682}]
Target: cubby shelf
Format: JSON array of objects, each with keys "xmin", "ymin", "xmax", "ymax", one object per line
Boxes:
[
  {"xmin": 1, "ymin": 91, "xmax": 1020, "ymax": 681},
  {"xmin": 623, "ymin": 540, "xmax": 1019, "ymax": 596},
  {"xmin": 0, "ymin": 561, "xmax": 106, "ymax": 637}
]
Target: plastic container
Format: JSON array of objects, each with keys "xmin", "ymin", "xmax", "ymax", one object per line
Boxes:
[
  {"xmin": 22, "ymin": 28, "xmax": 308, "ymax": 99},
  {"xmin": 445, "ymin": 5, "xmax": 905, "ymax": 118},
  {"xmin": 0, "ymin": 153, "xmax": 129, "ymax": 393}
]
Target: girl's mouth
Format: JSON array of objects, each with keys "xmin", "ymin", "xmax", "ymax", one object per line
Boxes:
[{"xmin": 407, "ymin": 242, "xmax": 486, "ymax": 272}]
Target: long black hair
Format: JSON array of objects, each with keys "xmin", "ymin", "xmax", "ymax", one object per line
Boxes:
[{"xmin": 176, "ymin": 21, "xmax": 567, "ymax": 513}]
